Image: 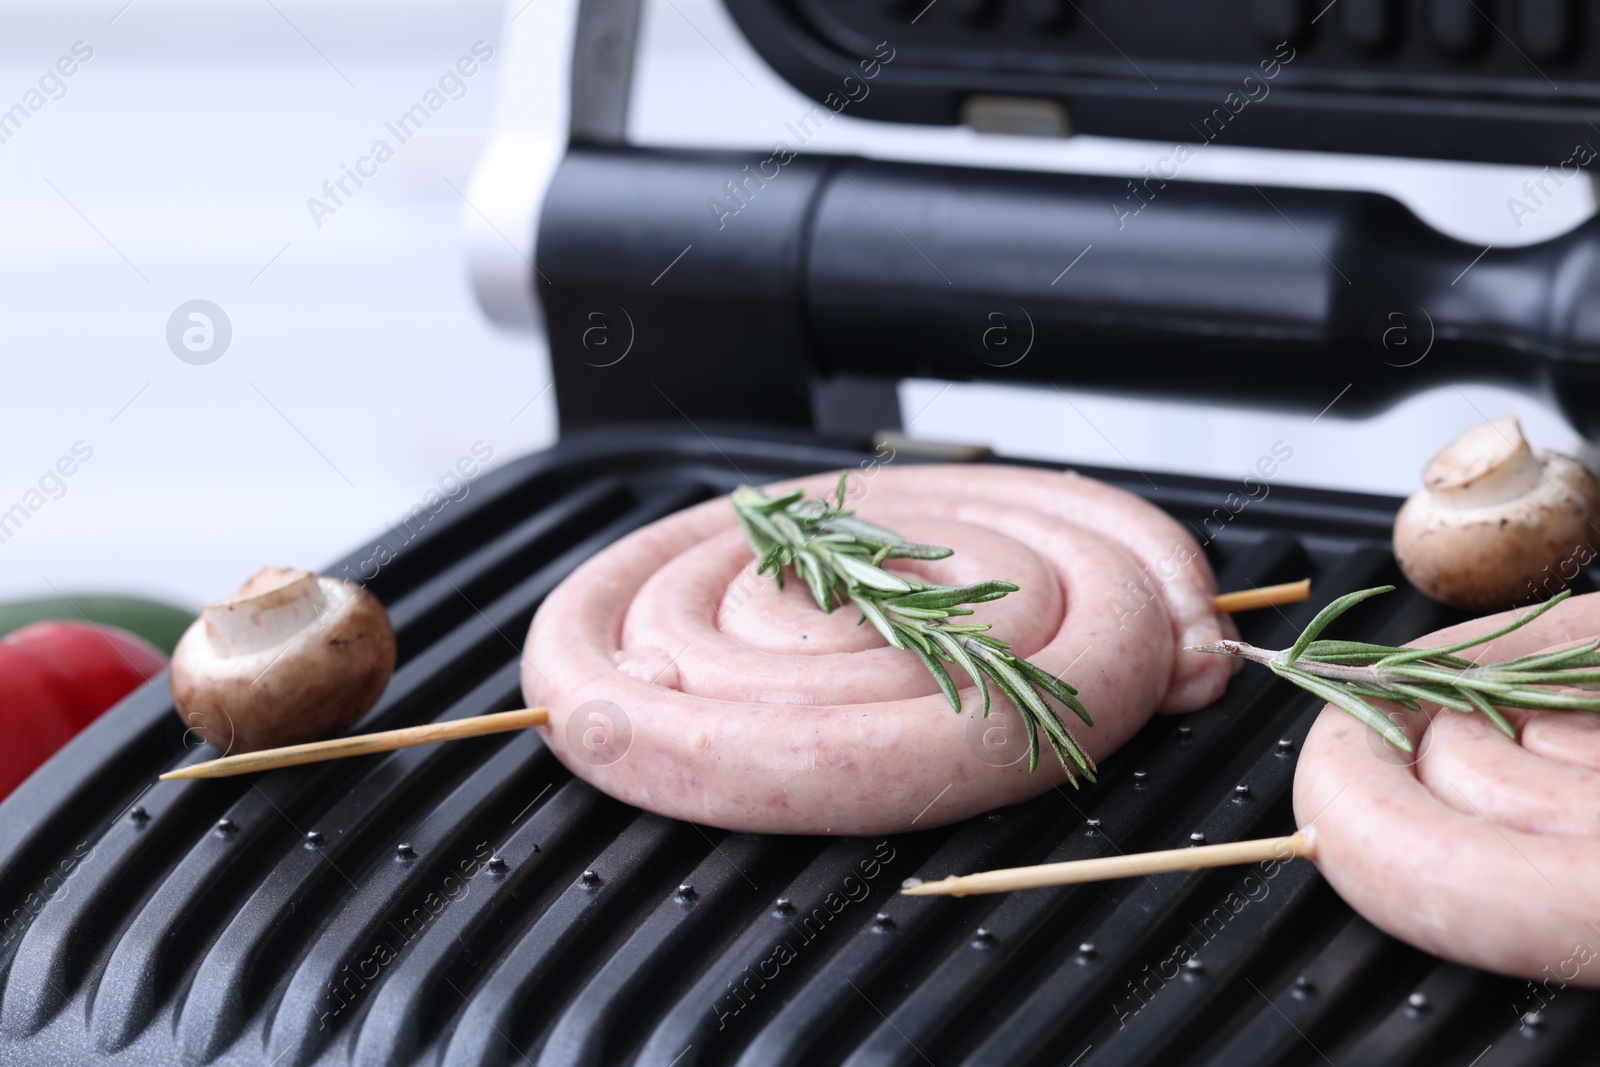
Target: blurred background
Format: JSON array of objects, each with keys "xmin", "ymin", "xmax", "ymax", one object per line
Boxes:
[{"xmin": 0, "ymin": 0, "xmax": 1592, "ymax": 616}]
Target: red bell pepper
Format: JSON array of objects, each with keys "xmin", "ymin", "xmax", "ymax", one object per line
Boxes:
[{"xmin": 0, "ymin": 621, "xmax": 166, "ymax": 800}]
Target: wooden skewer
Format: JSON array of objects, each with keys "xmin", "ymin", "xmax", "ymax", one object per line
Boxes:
[
  {"xmin": 1212, "ymin": 579, "xmax": 1311, "ymax": 615},
  {"xmin": 900, "ymin": 831, "xmax": 1314, "ymax": 897},
  {"xmin": 160, "ymin": 580, "xmax": 1306, "ymax": 783},
  {"xmin": 159, "ymin": 707, "xmax": 549, "ymax": 780}
]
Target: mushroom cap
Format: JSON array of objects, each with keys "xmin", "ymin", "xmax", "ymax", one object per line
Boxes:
[
  {"xmin": 1394, "ymin": 417, "xmax": 1600, "ymax": 611},
  {"xmin": 170, "ymin": 567, "xmax": 396, "ymax": 753}
]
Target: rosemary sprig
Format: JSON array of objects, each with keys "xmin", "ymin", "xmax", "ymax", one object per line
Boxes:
[
  {"xmin": 1192, "ymin": 585, "xmax": 1600, "ymax": 752},
  {"xmin": 731, "ymin": 475, "xmax": 1096, "ymax": 782}
]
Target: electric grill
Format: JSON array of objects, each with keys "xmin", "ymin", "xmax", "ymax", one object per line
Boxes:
[{"xmin": 6, "ymin": 2, "xmax": 1600, "ymax": 1064}]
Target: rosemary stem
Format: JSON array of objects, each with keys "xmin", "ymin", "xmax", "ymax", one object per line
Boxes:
[
  {"xmin": 1191, "ymin": 640, "xmax": 1523, "ymax": 690},
  {"xmin": 1191, "ymin": 587, "xmax": 1600, "ymax": 749},
  {"xmin": 1188, "ymin": 641, "xmax": 1386, "ymax": 684}
]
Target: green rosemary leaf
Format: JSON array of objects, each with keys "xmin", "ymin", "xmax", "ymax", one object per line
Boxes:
[
  {"xmin": 850, "ymin": 593, "xmax": 903, "ymax": 651},
  {"xmin": 742, "ymin": 509, "xmax": 788, "ymax": 552},
  {"xmin": 1460, "ymin": 687, "xmax": 1518, "ymax": 740},
  {"xmin": 883, "ymin": 547, "xmax": 953, "ymax": 563},
  {"xmin": 1467, "ymin": 669, "xmax": 1600, "ymax": 687},
  {"xmin": 1011, "ymin": 656, "xmax": 1093, "ymax": 726},
  {"xmin": 1285, "ymin": 586, "xmax": 1397, "ymax": 664},
  {"xmin": 1384, "ymin": 681, "xmax": 1477, "ymax": 714},
  {"xmin": 1476, "ymin": 689, "xmax": 1600, "ymax": 711},
  {"xmin": 1332, "ymin": 676, "xmax": 1424, "ymax": 712},
  {"xmin": 930, "ymin": 629, "xmax": 990, "ymax": 718},
  {"xmin": 979, "ymin": 649, "xmax": 1053, "ymax": 728},
  {"xmin": 756, "ymin": 543, "xmax": 786, "ymax": 574},
  {"xmin": 735, "ymin": 511, "xmax": 772, "ymax": 552},
  {"xmin": 1033, "ymin": 711, "xmax": 1095, "ymax": 784},
  {"xmin": 1271, "ymin": 661, "xmax": 1413, "ymax": 752},
  {"xmin": 895, "ymin": 621, "xmax": 938, "ymax": 658},
  {"xmin": 1490, "ymin": 640, "xmax": 1600, "ymax": 672},
  {"xmin": 758, "ymin": 487, "xmax": 807, "ymax": 512},
  {"xmin": 1030, "ymin": 700, "xmax": 1095, "ymax": 778},
  {"xmin": 1375, "ymin": 590, "xmax": 1572, "ymax": 668},
  {"xmin": 972, "ymin": 654, "xmax": 1043, "ymax": 773},
  {"xmin": 818, "ymin": 518, "xmax": 954, "ymax": 560},
  {"xmin": 890, "ymin": 581, "xmax": 1019, "ymax": 610},
  {"xmin": 787, "ymin": 551, "xmax": 825, "ymax": 612},
  {"xmin": 832, "ymin": 553, "xmax": 917, "ymax": 593},
  {"xmin": 1016, "ymin": 704, "xmax": 1041, "ymax": 774},
  {"xmin": 1300, "ymin": 639, "xmax": 1477, "ymax": 669},
  {"xmin": 883, "ymin": 604, "xmax": 953, "ymax": 621},
  {"xmin": 968, "ymin": 634, "xmax": 1014, "ymax": 651},
  {"xmin": 904, "ymin": 637, "xmax": 961, "ymax": 712},
  {"xmin": 772, "ymin": 513, "xmax": 809, "ymax": 547},
  {"xmin": 1300, "ymin": 640, "xmax": 1401, "ymax": 659},
  {"xmin": 1344, "ymin": 681, "xmax": 1418, "ymax": 704},
  {"xmin": 762, "ymin": 558, "xmax": 787, "ymax": 591},
  {"xmin": 1032, "ymin": 713, "xmax": 1093, "ymax": 782},
  {"xmin": 1011, "ymin": 654, "xmax": 1079, "ymax": 696},
  {"xmin": 1040, "ymin": 724, "xmax": 1075, "ymax": 783},
  {"xmin": 819, "ymin": 515, "xmax": 904, "ymax": 545},
  {"xmin": 1392, "ymin": 665, "xmax": 1520, "ymax": 696}
]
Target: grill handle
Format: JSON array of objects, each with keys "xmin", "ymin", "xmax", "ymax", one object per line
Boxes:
[{"xmin": 537, "ymin": 148, "xmax": 1600, "ymax": 438}]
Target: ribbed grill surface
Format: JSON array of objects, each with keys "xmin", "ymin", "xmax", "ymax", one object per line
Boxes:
[{"xmin": 1, "ymin": 427, "xmax": 1594, "ymax": 1067}]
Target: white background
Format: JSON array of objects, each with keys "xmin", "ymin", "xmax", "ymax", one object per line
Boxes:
[
  {"xmin": 0, "ymin": 0, "xmax": 555, "ymax": 611},
  {"xmin": 0, "ymin": 0, "xmax": 1592, "ymax": 611}
]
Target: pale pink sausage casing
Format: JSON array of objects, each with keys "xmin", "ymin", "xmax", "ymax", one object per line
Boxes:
[
  {"xmin": 523, "ymin": 464, "xmax": 1226, "ymax": 835},
  {"xmin": 1296, "ymin": 591, "xmax": 1600, "ymax": 986}
]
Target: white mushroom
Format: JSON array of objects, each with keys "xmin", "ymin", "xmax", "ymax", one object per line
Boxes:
[
  {"xmin": 1394, "ymin": 417, "xmax": 1600, "ymax": 610},
  {"xmin": 170, "ymin": 567, "xmax": 396, "ymax": 753}
]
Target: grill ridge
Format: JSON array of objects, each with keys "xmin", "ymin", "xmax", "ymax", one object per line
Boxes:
[
  {"xmin": 0, "ymin": 748, "xmax": 250, "ymax": 1038},
  {"xmin": 349, "ymin": 778, "xmax": 605, "ymax": 1067},
  {"xmin": 437, "ymin": 813, "xmax": 695, "ymax": 1067},
  {"xmin": 174, "ymin": 663, "xmax": 539, "ymax": 1063},
  {"xmin": 386, "ymin": 479, "xmax": 638, "ymax": 663},
  {"xmin": 694, "ymin": 837, "xmax": 937, "ymax": 1067},
  {"xmin": 719, "ymin": 802, "xmax": 1077, "ymax": 1067},
  {"xmin": 265, "ymin": 729, "xmax": 557, "ymax": 1067},
  {"xmin": 537, "ymin": 833, "xmax": 783, "ymax": 1067},
  {"xmin": 90, "ymin": 757, "xmax": 328, "ymax": 1051}
]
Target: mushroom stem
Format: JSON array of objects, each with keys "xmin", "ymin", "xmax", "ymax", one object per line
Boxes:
[
  {"xmin": 1421, "ymin": 416, "xmax": 1542, "ymax": 510},
  {"xmin": 203, "ymin": 567, "xmax": 334, "ymax": 656},
  {"xmin": 1393, "ymin": 417, "xmax": 1600, "ymax": 611}
]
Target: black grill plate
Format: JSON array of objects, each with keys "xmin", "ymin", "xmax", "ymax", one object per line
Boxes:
[{"xmin": 1, "ymin": 425, "xmax": 1594, "ymax": 1067}]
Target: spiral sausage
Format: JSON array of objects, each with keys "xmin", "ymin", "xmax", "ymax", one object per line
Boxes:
[
  {"xmin": 523, "ymin": 464, "xmax": 1227, "ymax": 834},
  {"xmin": 1296, "ymin": 591, "xmax": 1600, "ymax": 986}
]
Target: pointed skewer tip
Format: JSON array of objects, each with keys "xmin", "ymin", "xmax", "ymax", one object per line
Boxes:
[
  {"xmin": 156, "ymin": 707, "xmax": 548, "ymax": 780},
  {"xmin": 901, "ymin": 832, "xmax": 1314, "ymax": 897}
]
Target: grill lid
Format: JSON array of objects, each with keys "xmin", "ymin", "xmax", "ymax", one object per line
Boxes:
[{"xmin": 722, "ymin": 0, "xmax": 1600, "ymax": 167}]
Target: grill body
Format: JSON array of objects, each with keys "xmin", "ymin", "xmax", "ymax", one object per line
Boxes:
[{"xmin": 2, "ymin": 426, "xmax": 1593, "ymax": 1067}]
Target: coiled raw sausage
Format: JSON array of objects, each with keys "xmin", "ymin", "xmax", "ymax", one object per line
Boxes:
[
  {"xmin": 524, "ymin": 465, "xmax": 1228, "ymax": 834},
  {"xmin": 1296, "ymin": 592, "xmax": 1600, "ymax": 986}
]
